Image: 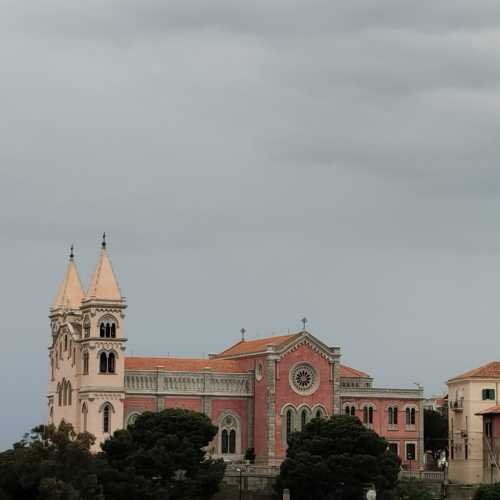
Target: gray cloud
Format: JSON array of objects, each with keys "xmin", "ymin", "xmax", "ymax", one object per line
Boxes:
[{"xmin": 2, "ymin": 0, "xmax": 500, "ymax": 449}]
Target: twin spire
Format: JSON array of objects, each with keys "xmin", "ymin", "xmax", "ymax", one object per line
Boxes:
[{"xmin": 51, "ymin": 234, "xmax": 123, "ymax": 311}]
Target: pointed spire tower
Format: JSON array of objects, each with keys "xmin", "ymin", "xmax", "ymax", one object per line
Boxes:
[
  {"xmin": 85, "ymin": 233, "xmax": 124, "ymax": 303},
  {"xmin": 80, "ymin": 233, "xmax": 127, "ymax": 445},
  {"xmin": 51, "ymin": 245, "xmax": 84, "ymax": 312}
]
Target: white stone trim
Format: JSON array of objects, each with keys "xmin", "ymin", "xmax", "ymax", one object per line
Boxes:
[
  {"xmin": 217, "ymin": 410, "xmax": 242, "ymax": 456},
  {"xmin": 312, "ymin": 403, "xmax": 328, "ymax": 418}
]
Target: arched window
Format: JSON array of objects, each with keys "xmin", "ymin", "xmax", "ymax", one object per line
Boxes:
[
  {"xmin": 100, "ymin": 323, "xmax": 105, "ymax": 338},
  {"xmin": 64, "ymin": 335, "xmax": 68, "ymax": 351},
  {"xmin": 105, "ymin": 323, "xmax": 111, "ymax": 338},
  {"xmin": 83, "ymin": 351, "xmax": 89, "ymax": 374},
  {"xmin": 103, "ymin": 404, "xmax": 111, "ymax": 433},
  {"xmin": 82, "ymin": 403, "xmax": 88, "ymax": 432},
  {"xmin": 406, "ymin": 407, "xmax": 416, "ymax": 426},
  {"xmin": 388, "ymin": 406, "xmax": 398, "ymax": 425},
  {"xmin": 363, "ymin": 405, "xmax": 374, "ymax": 424},
  {"xmin": 100, "ymin": 353, "xmax": 108, "ymax": 373},
  {"xmin": 301, "ymin": 409, "xmax": 307, "ymax": 430},
  {"xmin": 57, "ymin": 384, "xmax": 62, "ymax": 406},
  {"xmin": 219, "ymin": 413, "xmax": 240, "ymax": 455},
  {"xmin": 316, "ymin": 409, "xmax": 322, "ymax": 419},
  {"xmin": 67, "ymin": 382, "xmax": 72, "ymax": 406},
  {"xmin": 221, "ymin": 429, "xmax": 229, "ymax": 453},
  {"xmin": 62, "ymin": 380, "xmax": 67, "ymax": 406},
  {"xmin": 108, "ymin": 353, "xmax": 116, "ymax": 373},
  {"xmin": 111, "ymin": 323, "xmax": 116, "ymax": 338},
  {"xmin": 229, "ymin": 430, "xmax": 236, "ymax": 454},
  {"xmin": 286, "ymin": 410, "xmax": 292, "ymax": 441},
  {"xmin": 344, "ymin": 405, "xmax": 356, "ymax": 416},
  {"xmin": 127, "ymin": 413, "xmax": 140, "ymax": 428}
]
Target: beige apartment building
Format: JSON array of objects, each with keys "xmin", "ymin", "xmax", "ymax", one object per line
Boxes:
[{"xmin": 447, "ymin": 362, "xmax": 500, "ymax": 484}]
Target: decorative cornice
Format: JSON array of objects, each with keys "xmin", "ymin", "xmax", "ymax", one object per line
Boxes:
[
  {"xmin": 279, "ymin": 334, "xmax": 339, "ymax": 363},
  {"xmin": 340, "ymin": 387, "xmax": 424, "ymax": 400},
  {"xmin": 125, "ymin": 370, "xmax": 253, "ymax": 397}
]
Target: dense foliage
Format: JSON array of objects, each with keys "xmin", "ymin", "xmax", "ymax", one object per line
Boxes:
[
  {"xmin": 0, "ymin": 409, "xmax": 225, "ymax": 500},
  {"xmin": 99, "ymin": 409, "xmax": 225, "ymax": 500},
  {"xmin": 423, "ymin": 409, "xmax": 448, "ymax": 461},
  {"xmin": 381, "ymin": 478, "xmax": 434, "ymax": 500},
  {"xmin": 275, "ymin": 415, "xmax": 401, "ymax": 500},
  {"xmin": 474, "ymin": 483, "xmax": 500, "ymax": 500},
  {"xmin": 0, "ymin": 422, "xmax": 102, "ymax": 500}
]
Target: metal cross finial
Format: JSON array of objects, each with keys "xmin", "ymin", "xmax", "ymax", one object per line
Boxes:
[
  {"xmin": 69, "ymin": 244, "xmax": 74, "ymax": 260},
  {"xmin": 301, "ymin": 317, "xmax": 308, "ymax": 331},
  {"xmin": 240, "ymin": 328, "xmax": 246, "ymax": 341},
  {"xmin": 102, "ymin": 232, "xmax": 106, "ymax": 249}
]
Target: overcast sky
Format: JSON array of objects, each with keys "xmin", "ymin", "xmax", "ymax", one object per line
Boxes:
[{"xmin": 2, "ymin": 0, "xmax": 500, "ymax": 449}]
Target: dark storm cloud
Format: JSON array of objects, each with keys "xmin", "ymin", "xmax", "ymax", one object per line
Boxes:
[{"xmin": 2, "ymin": 0, "xmax": 500, "ymax": 448}]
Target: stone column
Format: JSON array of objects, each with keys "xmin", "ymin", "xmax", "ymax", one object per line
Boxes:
[
  {"xmin": 247, "ymin": 396, "xmax": 254, "ymax": 450},
  {"xmin": 332, "ymin": 360, "xmax": 341, "ymax": 415},
  {"xmin": 202, "ymin": 369, "xmax": 212, "ymax": 419},
  {"xmin": 155, "ymin": 366, "xmax": 164, "ymax": 411},
  {"xmin": 266, "ymin": 346, "xmax": 278, "ymax": 463},
  {"xmin": 419, "ymin": 390, "xmax": 425, "ymax": 468}
]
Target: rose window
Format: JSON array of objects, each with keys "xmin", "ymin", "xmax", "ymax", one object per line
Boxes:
[{"xmin": 290, "ymin": 363, "xmax": 318, "ymax": 394}]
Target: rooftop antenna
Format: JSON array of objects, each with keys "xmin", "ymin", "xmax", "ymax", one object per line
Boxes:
[
  {"xmin": 240, "ymin": 328, "xmax": 246, "ymax": 341},
  {"xmin": 301, "ymin": 317, "xmax": 308, "ymax": 331}
]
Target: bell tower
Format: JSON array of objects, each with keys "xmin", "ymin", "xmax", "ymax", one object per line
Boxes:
[
  {"xmin": 79, "ymin": 234, "xmax": 127, "ymax": 445},
  {"xmin": 48, "ymin": 245, "xmax": 84, "ymax": 429}
]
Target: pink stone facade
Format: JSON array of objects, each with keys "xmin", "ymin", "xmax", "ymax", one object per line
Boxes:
[{"xmin": 48, "ymin": 243, "xmax": 424, "ymax": 467}]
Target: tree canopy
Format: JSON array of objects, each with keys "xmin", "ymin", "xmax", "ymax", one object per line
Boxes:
[
  {"xmin": 99, "ymin": 408, "xmax": 225, "ymax": 500},
  {"xmin": 275, "ymin": 415, "xmax": 401, "ymax": 500},
  {"xmin": 423, "ymin": 409, "xmax": 448, "ymax": 461},
  {"xmin": 0, "ymin": 422, "xmax": 102, "ymax": 500},
  {"xmin": 0, "ymin": 409, "xmax": 225, "ymax": 500}
]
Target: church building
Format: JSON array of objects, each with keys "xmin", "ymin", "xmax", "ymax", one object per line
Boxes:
[{"xmin": 48, "ymin": 238, "xmax": 424, "ymax": 467}]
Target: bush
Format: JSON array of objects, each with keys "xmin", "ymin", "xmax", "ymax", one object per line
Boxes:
[
  {"xmin": 380, "ymin": 478, "xmax": 434, "ymax": 500},
  {"xmin": 474, "ymin": 483, "xmax": 500, "ymax": 500}
]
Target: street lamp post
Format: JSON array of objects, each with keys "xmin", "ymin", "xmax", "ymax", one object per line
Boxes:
[{"xmin": 236, "ymin": 467, "xmax": 243, "ymax": 500}]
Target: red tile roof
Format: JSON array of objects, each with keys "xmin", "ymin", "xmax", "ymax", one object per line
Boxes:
[
  {"xmin": 449, "ymin": 361, "xmax": 500, "ymax": 382},
  {"xmin": 340, "ymin": 364, "xmax": 371, "ymax": 378},
  {"xmin": 215, "ymin": 333, "xmax": 300, "ymax": 358},
  {"xmin": 476, "ymin": 405, "xmax": 500, "ymax": 416},
  {"xmin": 125, "ymin": 357, "xmax": 244, "ymax": 373}
]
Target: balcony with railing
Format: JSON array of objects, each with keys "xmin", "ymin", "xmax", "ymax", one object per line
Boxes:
[{"xmin": 449, "ymin": 398, "xmax": 464, "ymax": 412}]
